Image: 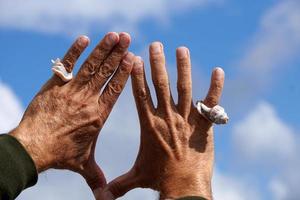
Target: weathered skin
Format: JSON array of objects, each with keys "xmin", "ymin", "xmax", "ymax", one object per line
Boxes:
[
  {"xmin": 9, "ymin": 32, "xmax": 135, "ymax": 195},
  {"xmin": 100, "ymin": 42, "xmax": 225, "ymax": 200}
]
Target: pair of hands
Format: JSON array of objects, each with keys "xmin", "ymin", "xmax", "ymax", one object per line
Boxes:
[{"xmin": 10, "ymin": 32, "xmax": 225, "ymax": 200}]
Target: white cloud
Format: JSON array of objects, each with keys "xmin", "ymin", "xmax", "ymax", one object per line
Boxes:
[
  {"xmin": 239, "ymin": 0, "xmax": 300, "ymax": 72},
  {"xmin": 232, "ymin": 101, "xmax": 296, "ymax": 163},
  {"xmin": 213, "ymin": 170, "xmax": 261, "ymax": 200},
  {"xmin": 17, "ymin": 171, "xmax": 94, "ymax": 200},
  {"xmin": 0, "ymin": 0, "xmax": 220, "ymax": 35},
  {"xmin": 269, "ymin": 178, "xmax": 288, "ymax": 200},
  {"xmin": 0, "ymin": 80, "xmax": 23, "ymax": 133},
  {"xmin": 232, "ymin": 101, "xmax": 300, "ymax": 200}
]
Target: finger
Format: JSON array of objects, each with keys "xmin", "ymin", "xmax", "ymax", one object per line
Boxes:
[
  {"xmin": 91, "ymin": 32, "xmax": 131, "ymax": 91},
  {"xmin": 98, "ymin": 52, "xmax": 134, "ymax": 119},
  {"xmin": 75, "ymin": 32, "xmax": 119, "ymax": 85},
  {"xmin": 40, "ymin": 36, "xmax": 89, "ymax": 92},
  {"xmin": 62, "ymin": 35, "xmax": 90, "ymax": 73},
  {"xmin": 176, "ymin": 47, "xmax": 192, "ymax": 119},
  {"xmin": 149, "ymin": 42, "xmax": 174, "ymax": 110},
  {"xmin": 131, "ymin": 56, "xmax": 155, "ymax": 121},
  {"xmin": 107, "ymin": 169, "xmax": 139, "ymax": 198},
  {"xmin": 203, "ymin": 67, "xmax": 225, "ymax": 107}
]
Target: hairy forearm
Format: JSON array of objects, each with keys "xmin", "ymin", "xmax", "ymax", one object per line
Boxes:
[
  {"xmin": 9, "ymin": 126, "xmax": 49, "ymax": 173},
  {"xmin": 159, "ymin": 173, "xmax": 212, "ymax": 200}
]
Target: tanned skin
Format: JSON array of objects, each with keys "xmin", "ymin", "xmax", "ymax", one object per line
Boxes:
[
  {"xmin": 9, "ymin": 32, "xmax": 135, "ymax": 196},
  {"xmin": 99, "ymin": 42, "xmax": 225, "ymax": 200}
]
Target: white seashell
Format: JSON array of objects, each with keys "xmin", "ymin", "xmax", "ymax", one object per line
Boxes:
[
  {"xmin": 51, "ymin": 58, "xmax": 73, "ymax": 82},
  {"xmin": 196, "ymin": 101, "xmax": 229, "ymax": 124}
]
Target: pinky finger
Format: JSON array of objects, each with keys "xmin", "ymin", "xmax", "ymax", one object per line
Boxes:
[
  {"xmin": 203, "ymin": 67, "xmax": 225, "ymax": 107},
  {"xmin": 41, "ymin": 36, "xmax": 89, "ymax": 92}
]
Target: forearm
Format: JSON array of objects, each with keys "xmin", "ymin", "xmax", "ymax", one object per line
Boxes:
[
  {"xmin": 9, "ymin": 125, "xmax": 50, "ymax": 172},
  {"xmin": 160, "ymin": 179, "xmax": 211, "ymax": 200},
  {"xmin": 159, "ymin": 164, "xmax": 212, "ymax": 200}
]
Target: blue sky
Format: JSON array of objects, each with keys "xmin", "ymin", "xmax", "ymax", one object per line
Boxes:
[{"xmin": 0, "ymin": 0, "xmax": 300, "ymax": 199}]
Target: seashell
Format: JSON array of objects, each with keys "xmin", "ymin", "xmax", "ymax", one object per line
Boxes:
[
  {"xmin": 196, "ymin": 101, "xmax": 229, "ymax": 125},
  {"xmin": 51, "ymin": 58, "xmax": 73, "ymax": 82}
]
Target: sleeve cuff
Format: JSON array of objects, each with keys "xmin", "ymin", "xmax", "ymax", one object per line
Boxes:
[{"xmin": 0, "ymin": 134, "xmax": 38, "ymax": 199}]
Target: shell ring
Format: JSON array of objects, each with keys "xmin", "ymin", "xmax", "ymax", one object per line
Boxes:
[
  {"xmin": 196, "ymin": 101, "xmax": 229, "ymax": 124},
  {"xmin": 51, "ymin": 58, "xmax": 73, "ymax": 82}
]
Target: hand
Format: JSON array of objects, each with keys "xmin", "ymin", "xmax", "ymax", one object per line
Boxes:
[
  {"xmin": 104, "ymin": 42, "xmax": 225, "ymax": 199},
  {"xmin": 9, "ymin": 32, "xmax": 135, "ymax": 194}
]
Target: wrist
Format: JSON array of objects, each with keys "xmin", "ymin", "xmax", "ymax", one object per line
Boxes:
[
  {"xmin": 9, "ymin": 125, "xmax": 50, "ymax": 172},
  {"xmin": 159, "ymin": 167, "xmax": 212, "ymax": 200}
]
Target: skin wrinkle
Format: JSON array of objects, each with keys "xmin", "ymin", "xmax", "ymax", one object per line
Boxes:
[{"xmin": 9, "ymin": 33, "xmax": 134, "ymax": 195}]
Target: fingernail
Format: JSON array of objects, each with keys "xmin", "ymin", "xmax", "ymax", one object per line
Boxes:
[
  {"xmin": 133, "ymin": 56, "xmax": 144, "ymax": 73},
  {"xmin": 78, "ymin": 35, "xmax": 89, "ymax": 47},
  {"xmin": 214, "ymin": 67, "xmax": 225, "ymax": 79},
  {"xmin": 135, "ymin": 56, "xmax": 143, "ymax": 66},
  {"xmin": 119, "ymin": 32, "xmax": 130, "ymax": 48},
  {"xmin": 107, "ymin": 32, "xmax": 118, "ymax": 45},
  {"xmin": 150, "ymin": 42, "xmax": 162, "ymax": 54},
  {"xmin": 177, "ymin": 47, "xmax": 188, "ymax": 59}
]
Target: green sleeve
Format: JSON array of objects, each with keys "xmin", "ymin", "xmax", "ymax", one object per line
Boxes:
[
  {"xmin": 0, "ymin": 134, "xmax": 38, "ymax": 200},
  {"xmin": 176, "ymin": 197, "xmax": 207, "ymax": 200}
]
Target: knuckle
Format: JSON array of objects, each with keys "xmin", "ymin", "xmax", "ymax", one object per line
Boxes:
[
  {"xmin": 98, "ymin": 63, "xmax": 115, "ymax": 78},
  {"xmin": 211, "ymin": 80, "xmax": 223, "ymax": 91},
  {"xmin": 84, "ymin": 61, "xmax": 97, "ymax": 74},
  {"xmin": 135, "ymin": 88, "xmax": 148, "ymax": 101},
  {"xmin": 62, "ymin": 57, "xmax": 74, "ymax": 72},
  {"xmin": 89, "ymin": 48, "xmax": 103, "ymax": 66},
  {"xmin": 154, "ymin": 79, "xmax": 168, "ymax": 90},
  {"xmin": 70, "ymin": 45, "xmax": 82, "ymax": 58},
  {"xmin": 108, "ymin": 81, "xmax": 123, "ymax": 95},
  {"xmin": 177, "ymin": 84, "xmax": 191, "ymax": 93},
  {"xmin": 120, "ymin": 61, "xmax": 132, "ymax": 73}
]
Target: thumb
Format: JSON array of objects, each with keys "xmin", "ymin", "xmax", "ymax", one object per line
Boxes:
[
  {"xmin": 106, "ymin": 168, "xmax": 140, "ymax": 198},
  {"xmin": 80, "ymin": 160, "xmax": 107, "ymax": 196}
]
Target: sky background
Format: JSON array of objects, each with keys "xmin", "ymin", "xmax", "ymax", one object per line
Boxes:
[{"xmin": 0, "ymin": 0, "xmax": 300, "ymax": 199}]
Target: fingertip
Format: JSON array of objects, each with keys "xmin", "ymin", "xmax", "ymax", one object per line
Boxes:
[
  {"xmin": 106, "ymin": 32, "xmax": 119, "ymax": 46},
  {"xmin": 150, "ymin": 41, "xmax": 163, "ymax": 54},
  {"xmin": 213, "ymin": 67, "xmax": 225, "ymax": 79},
  {"xmin": 176, "ymin": 46, "xmax": 189, "ymax": 59},
  {"xmin": 119, "ymin": 32, "xmax": 131, "ymax": 39},
  {"xmin": 133, "ymin": 56, "xmax": 144, "ymax": 74},
  {"xmin": 78, "ymin": 35, "xmax": 90, "ymax": 47},
  {"xmin": 204, "ymin": 67, "xmax": 225, "ymax": 107},
  {"xmin": 119, "ymin": 32, "xmax": 131, "ymax": 48}
]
